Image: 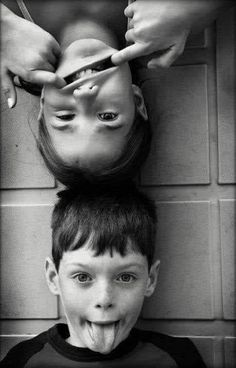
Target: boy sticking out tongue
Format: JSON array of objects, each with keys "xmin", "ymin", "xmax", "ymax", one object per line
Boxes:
[{"xmin": 1, "ymin": 184, "xmax": 206, "ymax": 367}]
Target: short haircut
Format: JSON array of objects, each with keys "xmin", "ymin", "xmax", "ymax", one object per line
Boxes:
[
  {"xmin": 37, "ymin": 109, "xmax": 152, "ymax": 188},
  {"xmin": 51, "ymin": 183, "xmax": 157, "ymax": 271}
]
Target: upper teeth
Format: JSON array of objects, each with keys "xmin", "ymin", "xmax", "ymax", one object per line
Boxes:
[{"xmin": 75, "ymin": 68, "xmax": 97, "ymax": 79}]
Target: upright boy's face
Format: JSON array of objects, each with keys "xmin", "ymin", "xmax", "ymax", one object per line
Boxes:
[
  {"xmin": 46, "ymin": 242, "xmax": 159, "ymax": 354},
  {"xmin": 42, "ymin": 39, "xmax": 144, "ymax": 171}
]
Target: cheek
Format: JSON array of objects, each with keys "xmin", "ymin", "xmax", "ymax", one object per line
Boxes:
[
  {"xmin": 59, "ymin": 283, "xmax": 88, "ymax": 316},
  {"xmin": 120, "ymin": 287, "xmax": 146, "ymax": 318}
]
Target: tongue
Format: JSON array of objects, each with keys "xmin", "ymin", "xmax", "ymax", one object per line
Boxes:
[{"xmin": 90, "ymin": 323, "xmax": 116, "ymax": 352}]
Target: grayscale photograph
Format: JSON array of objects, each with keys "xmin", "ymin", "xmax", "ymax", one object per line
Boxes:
[{"xmin": 0, "ymin": 1, "xmax": 235, "ymax": 367}]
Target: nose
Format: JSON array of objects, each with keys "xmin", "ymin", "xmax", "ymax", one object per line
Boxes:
[
  {"xmin": 73, "ymin": 84, "xmax": 98, "ymax": 101},
  {"xmin": 95, "ymin": 281, "xmax": 114, "ymax": 310}
]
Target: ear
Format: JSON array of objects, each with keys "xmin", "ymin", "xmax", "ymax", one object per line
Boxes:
[
  {"xmin": 132, "ymin": 84, "xmax": 148, "ymax": 121},
  {"xmin": 45, "ymin": 257, "xmax": 60, "ymax": 296},
  {"xmin": 145, "ymin": 259, "xmax": 160, "ymax": 297}
]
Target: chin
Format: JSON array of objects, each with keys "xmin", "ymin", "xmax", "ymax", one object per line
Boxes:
[
  {"xmin": 64, "ymin": 38, "xmax": 116, "ymax": 59},
  {"xmin": 73, "ymin": 38, "xmax": 114, "ymax": 49}
]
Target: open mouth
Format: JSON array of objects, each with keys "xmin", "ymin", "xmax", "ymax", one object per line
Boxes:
[
  {"xmin": 87, "ymin": 320, "xmax": 119, "ymax": 327},
  {"xmin": 87, "ymin": 320, "xmax": 120, "ymax": 335},
  {"xmin": 64, "ymin": 56, "xmax": 114, "ymax": 85}
]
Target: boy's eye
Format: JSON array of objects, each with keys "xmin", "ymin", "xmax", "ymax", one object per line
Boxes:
[
  {"xmin": 98, "ymin": 112, "xmax": 118, "ymax": 121},
  {"xmin": 117, "ymin": 273, "xmax": 136, "ymax": 283},
  {"xmin": 75, "ymin": 273, "xmax": 92, "ymax": 283},
  {"xmin": 56, "ymin": 114, "xmax": 75, "ymax": 121}
]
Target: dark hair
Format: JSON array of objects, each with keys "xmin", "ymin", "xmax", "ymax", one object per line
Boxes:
[
  {"xmin": 51, "ymin": 183, "xmax": 157, "ymax": 271},
  {"xmin": 37, "ymin": 109, "xmax": 151, "ymax": 188}
]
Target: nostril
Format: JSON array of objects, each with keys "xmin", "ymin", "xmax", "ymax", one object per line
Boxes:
[
  {"xmin": 73, "ymin": 85, "xmax": 98, "ymax": 99},
  {"xmin": 96, "ymin": 303, "xmax": 113, "ymax": 309}
]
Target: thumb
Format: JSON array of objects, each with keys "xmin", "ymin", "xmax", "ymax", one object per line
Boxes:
[
  {"xmin": 47, "ymin": 74, "xmax": 66, "ymax": 88},
  {"xmin": 29, "ymin": 70, "xmax": 66, "ymax": 88},
  {"xmin": 2, "ymin": 72, "xmax": 17, "ymax": 108},
  {"xmin": 111, "ymin": 43, "xmax": 147, "ymax": 65},
  {"xmin": 147, "ymin": 36, "xmax": 188, "ymax": 69},
  {"xmin": 147, "ymin": 47, "xmax": 179, "ymax": 68}
]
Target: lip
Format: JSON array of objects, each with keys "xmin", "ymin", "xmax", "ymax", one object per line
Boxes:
[
  {"xmin": 57, "ymin": 39, "xmax": 116, "ymax": 80},
  {"xmin": 87, "ymin": 320, "xmax": 120, "ymax": 341},
  {"xmin": 61, "ymin": 66, "xmax": 117, "ymax": 92},
  {"xmin": 63, "ymin": 56, "xmax": 115, "ymax": 84},
  {"xmin": 87, "ymin": 320, "xmax": 119, "ymax": 326}
]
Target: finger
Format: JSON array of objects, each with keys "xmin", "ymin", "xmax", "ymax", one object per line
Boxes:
[
  {"xmin": 124, "ymin": 3, "xmax": 135, "ymax": 18},
  {"xmin": 128, "ymin": 18, "xmax": 134, "ymax": 29},
  {"xmin": 42, "ymin": 57, "xmax": 61, "ymax": 72},
  {"xmin": 2, "ymin": 72, "xmax": 17, "ymax": 108},
  {"xmin": 46, "ymin": 51, "xmax": 58, "ymax": 67},
  {"xmin": 125, "ymin": 28, "xmax": 135, "ymax": 43},
  {"xmin": 47, "ymin": 40, "xmax": 61, "ymax": 68},
  {"xmin": 18, "ymin": 62, "xmax": 54, "ymax": 83},
  {"xmin": 28, "ymin": 70, "xmax": 66, "ymax": 87},
  {"xmin": 51, "ymin": 39, "xmax": 61, "ymax": 58},
  {"xmin": 29, "ymin": 61, "xmax": 55, "ymax": 75},
  {"xmin": 50, "ymin": 74, "xmax": 66, "ymax": 88},
  {"xmin": 111, "ymin": 43, "xmax": 148, "ymax": 65}
]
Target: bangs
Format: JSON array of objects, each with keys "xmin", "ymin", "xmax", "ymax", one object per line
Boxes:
[
  {"xmin": 68, "ymin": 228, "xmax": 142, "ymax": 259},
  {"xmin": 53, "ymin": 210, "xmax": 147, "ymax": 269}
]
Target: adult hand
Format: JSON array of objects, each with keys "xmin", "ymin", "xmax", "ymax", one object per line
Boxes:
[
  {"xmin": 1, "ymin": 4, "xmax": 65, "ymax": 108},
  {"xmin": 111, "ymin": 0, "xmax": 227, "ymax": 68}
]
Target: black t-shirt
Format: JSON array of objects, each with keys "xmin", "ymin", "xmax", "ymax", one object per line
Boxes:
[{"xmin": 0, "ymin": 323, "xmax": 207, "ymax": 368}]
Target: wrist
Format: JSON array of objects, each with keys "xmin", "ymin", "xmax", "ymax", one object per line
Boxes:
[
  {"xmin": 1, "ymin": 3, "xmax": 19, "ymax": 25},
  {"xmin": 186, "ymin": 1, "xmax": 234, "ymax": 34}
]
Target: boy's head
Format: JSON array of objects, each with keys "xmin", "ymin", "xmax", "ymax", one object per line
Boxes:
[
  {"xmin": 46, "ymin": 184, "xmax": 160, "ymax": 354},
  {"xmin": 38, "ymin": 39, "xmax": 151, "ymax": 187}
]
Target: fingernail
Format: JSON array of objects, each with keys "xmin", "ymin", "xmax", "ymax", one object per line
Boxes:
[{"xmin": 7, "ymin": 98, "xmax": 14, "ymax": 109}]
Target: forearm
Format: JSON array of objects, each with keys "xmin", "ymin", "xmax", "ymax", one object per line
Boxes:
[{"xmin": 185, "ymin": 0, "xmax": 235, "ymax": 34}]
